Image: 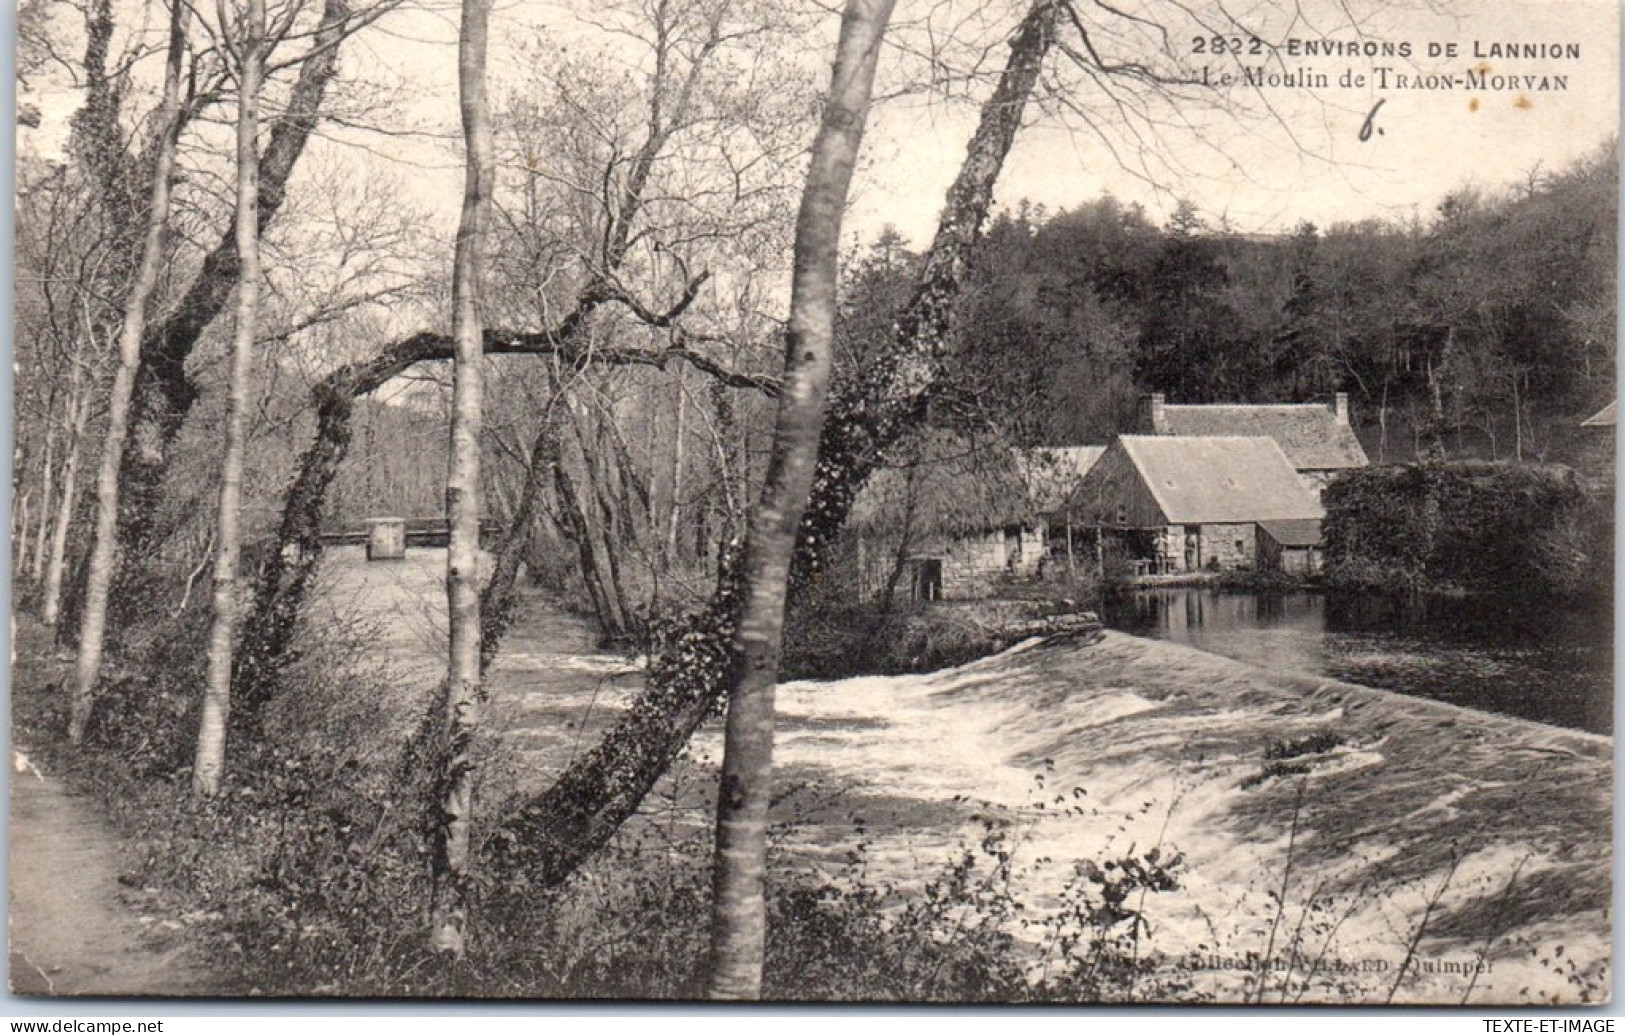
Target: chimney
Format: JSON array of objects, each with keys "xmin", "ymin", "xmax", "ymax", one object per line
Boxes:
[
  {"xmin": 1140, "ymin": 392, "xmax": 1167, "ymax": 433},
  {"xmin": 1333, "ymin": 392, "xmax": 1349, "ymax": 425}
]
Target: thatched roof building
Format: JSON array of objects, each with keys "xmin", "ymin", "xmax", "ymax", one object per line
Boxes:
[
  {"xmin": 847, "ymin": 432, "xmax": 1033, "ymax": 537},
  {"xmin": 846, "ymin": 431, "xmax": 1055, "ymax": 601}
]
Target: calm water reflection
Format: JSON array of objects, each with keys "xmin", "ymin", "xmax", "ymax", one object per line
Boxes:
[{"xmin": 1102, "ymin": 588, "xmax": 1614, "ymax": 735}]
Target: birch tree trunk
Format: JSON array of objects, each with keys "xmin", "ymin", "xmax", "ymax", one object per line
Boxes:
[
  {"xmin": 428, "ymin": 0, "xmax": 495, "ymax": 956},
  {"xmin": 30, "ymin": 424, "xmax": 58, "ymax": 581},
  {"xmin": 42, "ymin": 378, "xmax": 90, "ymax": 627},
  {"xmin": 706, "ymin": 0, "xmax": 893, "ymax": 998},
  {"xmin": 194, "ymin": 0, "xmax": 265, "ymax": 797},
  {"xmin": 490, "ymin": 0, "xmax": 1059, "ymax": 895},
  {"xmin": 70, "ymin": 0, "xmax": 187, "ymax": 742}
]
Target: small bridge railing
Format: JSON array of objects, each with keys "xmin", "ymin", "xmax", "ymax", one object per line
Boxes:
[{"xmin": 316, "ymin": 518, "xmax": 504, "ymax": 549}]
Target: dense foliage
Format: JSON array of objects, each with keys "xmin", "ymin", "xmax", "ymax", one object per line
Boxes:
[
  {"xmin": 839, "ymin": 142, "xmax": 1617, "ymax": 464},
  {"xmin": 1322, "ymin": 462, "xmax": 1611, "ymax": 599}
]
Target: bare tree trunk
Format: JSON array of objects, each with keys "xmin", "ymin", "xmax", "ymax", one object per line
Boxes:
[
  {"xmin": 666, "ymin": 373, "xmax": 687, "ymax": 561},
  {"xmin": 1378, "ymin": 375, "xmax": 1390, "ymax": 464},
  {"xmin": 586, "ymin": 431, "xmax": 635, "ymax": 637},
  {"xmin": 1511, "ymin": 368, "xmax": 1523, "ymax": 462},
  {"xmin": 707, "ymin": 2, "xmax": 893, "ymax": 995},
  {"xmin": 1422, "ymin": 329, "xmax": 1450, "ymax": 464},
  {"xmin": 43, "ymin": 380, "xmax": 90, "ymax": 627},
  {"xmin": 15, "ymin": 490, "xmax": 33, "ymax": 573},
  {"xmin": 70, "ymin": 0, "xmax": 187, "ymax": 743},
  {"xmin": 710, "ymin": 379, "xmax": 741, "ymax": 546},
  {"xmin": 31, "ymin": 423, "xmax": 58, "ymax": 581},
  {"xmin": 489, "ymin": 0, "xmax": 1060, "ymax": 895},
  {"xmin": 552, "ymin": 434, "xmax": 627, "ymax": 640},
  {"xmin": 428, "ymin": 0, "xmax": 494, "ymax": 956},
  {"xmin": 480, "ymin": 404, "xmax": 561, "ymax": 669},
  {"xmin": 194, "ymin": 0, "xmax": 265, "ymax": 797},
  {"xmin": 106, "ymin": 0, "xmax": 352, "ymax": 608}
]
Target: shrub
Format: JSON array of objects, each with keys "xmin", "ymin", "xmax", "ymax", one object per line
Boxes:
[
  {"xmin": 764, "ymin": 822, "xmax": 1193, "ymax": 1002},
  {"xmin": 1323, "ymin": 462, "xmax": 1607, "ymax": 599}
]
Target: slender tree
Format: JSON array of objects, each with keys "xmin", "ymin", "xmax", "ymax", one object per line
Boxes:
[
  {"xmin": 428, "ymin": 0, "xmax": 496, "ymax": 956},
  {"xmin": 70, "ymin": 0, "xmax": 189, "ymax": 742},
  {"xmin": 41, "ymin": 363, "xmax": 91, "ymax": 627},
  {"xmin": 490, "ymin": 0, "xmax": 1064, "ymax": 893},
  {"xmin": 706, "ymin": 0, "xmax": 894, "ymax": 999},
  {"xmin": 194, "ymin": 0, "xmax": 268, "ymax": 796}
]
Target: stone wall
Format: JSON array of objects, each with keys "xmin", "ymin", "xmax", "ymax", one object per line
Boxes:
[
  {"xmin": 1200, "ymin": 522, "xmax": 1256, "ymax": 571},
  {"xmin": 1298, "ymin": 469, "xmax": 1337, "ymax": 501},
  {"xmin": 858, "ymin": 525, "xmax": 1047, "ymax": 600},
  {"xmin": 1152, "ymin": 523, "xmax": 1257, "ymax": 572}
]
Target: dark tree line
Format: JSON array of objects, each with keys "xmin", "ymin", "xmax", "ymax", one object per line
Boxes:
[{"xmin": 844, "ymin": 141, "xmax": 1617, "ymax": 463}]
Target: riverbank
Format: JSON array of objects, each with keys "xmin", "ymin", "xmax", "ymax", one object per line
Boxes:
[
  {"xmin": 9, "ymin": 555, "xmax": 1610, "ymax": 1001},
  {"xmin": 1110, "ymin": 570, "xmax": 1316, "ymax": 591}
]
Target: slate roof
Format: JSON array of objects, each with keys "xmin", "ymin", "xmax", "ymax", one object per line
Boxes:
[
  {"xmin": 1581, "ymin": 401, "xmax": 1616, "ymax": 427},
  {"xmin": 1257, "ymin": 518, "xmax": 1324, "ymax": 547},
  {"xmin": 1119, "ymin": 436, "xmax": 1325, "ymax": 524},
  {"xmin": 1157, "ymin": 403, "xmax": 1368, "ymax": 470},
  {"xmin": 1015, "ymin": 446, "xmax": 1106, "ymax": 513}
]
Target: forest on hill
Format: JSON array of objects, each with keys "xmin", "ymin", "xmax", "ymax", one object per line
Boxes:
[{"xmin": 843, "ymin": 142, "xmax": 1617, "ymax": 465}]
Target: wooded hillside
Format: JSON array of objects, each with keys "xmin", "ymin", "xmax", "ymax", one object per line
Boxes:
[{"xmin": 842, "ymin": 143, "xmax": 1617, "ymax": 465}]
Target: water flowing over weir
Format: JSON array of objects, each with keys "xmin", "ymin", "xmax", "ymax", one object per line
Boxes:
[{"xmin": 319, "ymin": 551, "xmax": 1610, "ymax": 1003}]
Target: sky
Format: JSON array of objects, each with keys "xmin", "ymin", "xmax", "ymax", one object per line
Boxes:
[
  {"xmin": 848, "ymin": 0, "xmax": 1619, "ymax": 242},
  {"xmin": 20, "ymin": 0, "xmax": 1620, "ymax": 248}
]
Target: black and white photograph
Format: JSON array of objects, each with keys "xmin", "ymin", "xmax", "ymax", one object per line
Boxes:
[{"xmin": 7, "ymin": 0, "xmax": 1618, "ymax": 1006}]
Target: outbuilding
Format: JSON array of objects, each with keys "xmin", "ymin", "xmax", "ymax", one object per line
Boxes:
[
  {"xmin": 1256, "ymin": 518, "xmax": 1324, "ymax": 575},
  {"xmin": 847, "ymin": 432, "xmax": 1043, "ymax": 602},
  {"xmin": 1066, "ymin": 435, "xmax": 1324, "ymax": 574}
]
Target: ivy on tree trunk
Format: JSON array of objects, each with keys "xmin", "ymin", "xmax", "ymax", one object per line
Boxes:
[
  {"xmin": 486, "ymin": 0, "xmax": 1062, "ymax": 893},
  {"xmin": 69, "ymin": 0, "xmax": 188, "ymax": 742}
]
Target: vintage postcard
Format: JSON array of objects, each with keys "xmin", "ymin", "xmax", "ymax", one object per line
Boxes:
[{"xmin": 9, "ymin": 0, "xmax": 1617, "ymax": 1007}]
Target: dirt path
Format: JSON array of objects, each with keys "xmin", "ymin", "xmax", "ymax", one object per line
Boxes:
[{"xmin": 9, "ymin": 752, "xmax": 215, "ymax": 997}]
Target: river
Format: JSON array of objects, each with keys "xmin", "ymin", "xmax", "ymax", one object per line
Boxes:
[
  {"xmin": 311, "ymin": 549, "xmax": 1610, "ymax": 1002},
  {"xmin": 1101, "ymin": 587, "xmax": 1614, "ymax": 734}
]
